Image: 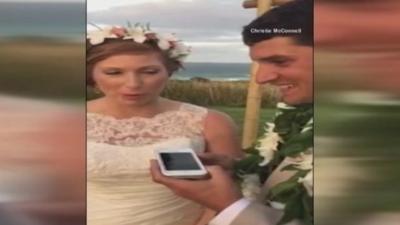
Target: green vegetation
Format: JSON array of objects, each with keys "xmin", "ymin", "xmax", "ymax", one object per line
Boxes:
[
  {"xmin": 211, "ymin": 106, "xmax": 276, "ymax": 138},
  {"xmin": 88, "ymin": 79, "xmax": 280, "ymax": 108},
  {"xmin": 0, "ymin": 40, "xmax": 85, "ymax": 100},
  {"xmin": 163, "ymin": 79, "xmax": 279, "ymax": 108}
]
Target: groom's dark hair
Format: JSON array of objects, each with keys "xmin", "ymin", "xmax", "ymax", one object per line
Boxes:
[{"xmin": 242, "ymin": 0, "xmax": 313, "ymax": 46}]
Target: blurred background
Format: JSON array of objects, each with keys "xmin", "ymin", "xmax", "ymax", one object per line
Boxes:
[
  {"xmin": 0, "ymin": 0, "xmax": 85, "ymax": 225},
  {"xmin": 0, "ymin": 0, "xmax": 399, "ymax": 225},
  {"xmin": 314, "ymin": 0, "xmax": 400, "ymax": 224}
]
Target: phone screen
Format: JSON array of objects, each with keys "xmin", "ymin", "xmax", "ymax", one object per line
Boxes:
[{"xmin": 160, "ymin": 153, "xmax": 201, "ymax": 170}]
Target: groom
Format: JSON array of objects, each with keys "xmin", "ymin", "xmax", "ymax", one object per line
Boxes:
[{"xmin": 151, "ymin": 0, "xmax": 313, "ymax": 224}]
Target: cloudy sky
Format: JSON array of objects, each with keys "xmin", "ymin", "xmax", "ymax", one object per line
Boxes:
[{"xmin": 87, "ymin": 0, "xmax": 256, "ymax": 63}]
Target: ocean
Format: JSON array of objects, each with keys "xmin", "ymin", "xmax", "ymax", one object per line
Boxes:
[{"xmin": 175, "ymin": 62, "xmax": 251, "ymax": 81}]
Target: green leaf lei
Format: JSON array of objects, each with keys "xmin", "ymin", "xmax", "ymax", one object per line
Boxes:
[{"xmin": 234, "ymin": 103, "xmax": 313, "ymax": 225}]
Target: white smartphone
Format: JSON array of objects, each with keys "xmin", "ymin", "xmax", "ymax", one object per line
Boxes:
[{"xmin": 155, "ymin": 148, "xmax": 208, "ymax": 179}]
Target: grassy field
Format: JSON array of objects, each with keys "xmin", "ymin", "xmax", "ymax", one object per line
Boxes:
[
  {"xmin": 211, "ymin": 106, "xmax": 276, "ymax": 139},
  {"xmin": 88, "ymin": 79, "xmax": 280, "ymax": 108},
  {"xmin": 163, "ymin": 79, "xmax": 279, "ymax": 108},
  {"xmin": 0, "ymin": 40, "xmax": 85, "ymax": 100}
]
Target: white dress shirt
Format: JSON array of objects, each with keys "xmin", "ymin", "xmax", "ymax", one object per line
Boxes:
[{"xmin": 209, "ymin": 198, "xmax": 251, "ymax": 225}]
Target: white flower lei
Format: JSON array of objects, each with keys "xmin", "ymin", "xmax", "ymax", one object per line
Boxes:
[
  {"xmin": 87, "ymin": 23, "xmax": 191, "ymax": 64},
  {"xmin": 235, "ymin": 102, "xmax": 313, "ymax": 225},
  {"xmin": 254, "ymin": 103, "xmax": 313, "ymax": 199},
  {"xmin": 255, "ymin": 103, "xmax": 292, "ymax": 167},
  {"xmin": 257, "ymin": 122, "xmax": 283, "ymax": 166}
]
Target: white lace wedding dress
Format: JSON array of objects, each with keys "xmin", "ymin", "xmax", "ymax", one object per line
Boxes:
[{"xmin": 87, "ymin": 103, "xmax": 208, "ymax": 225}]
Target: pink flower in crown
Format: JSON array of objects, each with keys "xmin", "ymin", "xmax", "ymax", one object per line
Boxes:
[
  {"xmin": 87, "ymin": 23, "xmax": 191, "ymax": 63},
  {"xmin": 110, "ymin": 27, "xmax": 128, "ymax": 38},
  {"xmin": 156, "ymin": 33, "xmax": 178, "ymax": 50}
]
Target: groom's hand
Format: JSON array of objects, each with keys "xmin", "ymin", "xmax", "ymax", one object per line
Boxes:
[
  {"xmin": 197, "ymin": 153, "xmax": 242, "ymax": 171},
  {"xmin": 150, "ymin": 160, "xmax": 242, "ymax": 212}
]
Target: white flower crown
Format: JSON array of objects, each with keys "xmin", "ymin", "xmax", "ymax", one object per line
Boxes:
[{"xmin": 87, "ymin": 23, "xmax": 191, "ymax": 63}]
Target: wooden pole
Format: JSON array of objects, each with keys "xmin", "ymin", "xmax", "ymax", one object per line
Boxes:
[{"xmin": 241, "ymin": 0, "xmax": 272, "ymax": 149}]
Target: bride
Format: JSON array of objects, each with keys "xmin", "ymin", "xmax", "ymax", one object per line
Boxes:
[{"xmin": 86, "ymin": 25, "xmax": 242, "ymax": 225}]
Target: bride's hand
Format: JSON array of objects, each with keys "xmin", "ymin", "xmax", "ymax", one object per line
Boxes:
[{"xmin": 150, "ymin": 160, "xmax": 242, "ymax": 212}]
